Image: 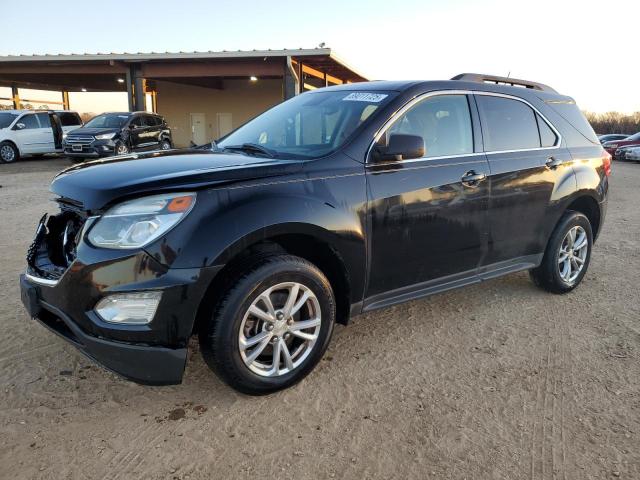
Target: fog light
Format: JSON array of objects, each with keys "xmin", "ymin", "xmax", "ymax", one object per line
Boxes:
[{"xmin": 95, "ymin": 292, "xmax": 161, "ymax": 325}]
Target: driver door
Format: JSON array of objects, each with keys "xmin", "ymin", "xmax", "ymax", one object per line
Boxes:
[
  {"xmin": 364, "ymin": 93, "xmax": 490, "ymax": 306},
  {"xmin": 13, "ymin": 113, "xmax": 42, "ymax": 154}
]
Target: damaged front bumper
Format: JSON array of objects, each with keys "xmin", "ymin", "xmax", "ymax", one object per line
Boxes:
[{"xmin": 20, "ymin": 209, "xmax": 220, "ymax": 385}]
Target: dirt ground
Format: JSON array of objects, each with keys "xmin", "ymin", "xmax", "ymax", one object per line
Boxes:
[{"xmin": 0, "ymin": 157, "xmax": 638, "ymax": 480}]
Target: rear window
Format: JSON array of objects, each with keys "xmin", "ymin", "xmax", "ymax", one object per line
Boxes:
[
  {"xmin": 58, "ymin": 112, "xmax": 82, "ymax": 126},
  {"xmin": 544, "ymin": 100, "xmax": 599, "ymax": 145},
  {"xmin": 477, "ymin": 96, "xmax": 541, "ymax": 151}
]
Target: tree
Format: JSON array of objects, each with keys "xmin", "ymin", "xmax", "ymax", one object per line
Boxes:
[{"xmin": 584, "ymin": 111, "xmax": 640, "ymax": 135}]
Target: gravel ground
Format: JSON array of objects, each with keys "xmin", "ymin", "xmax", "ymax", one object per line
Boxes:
[{"xmin": 0, "ymin": 157, "xmax": 638, "ymax": 480}]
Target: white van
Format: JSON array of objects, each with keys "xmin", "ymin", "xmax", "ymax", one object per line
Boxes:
[{"xmin": 0, "ymin": 110, "xmax": 82, "ymax": 163}]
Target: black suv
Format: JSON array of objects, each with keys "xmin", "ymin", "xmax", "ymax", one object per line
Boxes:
[
  {"xmin": 20, "ymin": 74, "xmax": 609, "ymax": 394},
  {"xmin": 63, "ymin": 111, "xmax": 171, "ymax": 160}
]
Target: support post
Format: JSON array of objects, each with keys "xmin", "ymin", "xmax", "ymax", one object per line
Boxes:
[
  {"xmin": 12, "ymin": 85, "xmax": 20, "ymax": 109},
  {"xmin": 126, "ymin": 68, "xmax": 134, "ymax": 111},
  {"xmin": 62, "ymin": 91, "xmax": 70, "ymax": 110},
  {"xmin": 283, "ymin": 57, "xmax": 299, "ymax": 100}
]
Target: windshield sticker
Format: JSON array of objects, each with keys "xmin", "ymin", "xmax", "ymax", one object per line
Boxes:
[{"xmin": 342, "ymin": 93, "xmax": 388, "ymax": 103}]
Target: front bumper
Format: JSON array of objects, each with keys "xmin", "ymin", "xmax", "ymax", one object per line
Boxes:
[
  {"xmin": 21, "ymin": 273, "xmax": 187, "ymax": 385},
  {"xmin": 20, "ymin": 245, "xmax": 220, "ymax": 385},
  {"xmin": 63, "ymin": 139, "xmax": 117, "ymax": 158}
]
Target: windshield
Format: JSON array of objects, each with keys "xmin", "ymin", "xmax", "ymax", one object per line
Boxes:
[
  {"xmin": 84, "ymin": 113, "xmax": 129, "ymax": 129},
  {"xmin": 0, "ymin": 112, "xmax": 18, "ymax": 129},
  {"xmin": 217, "ymin": 91, "xmax": 395, "ymax": 159}
]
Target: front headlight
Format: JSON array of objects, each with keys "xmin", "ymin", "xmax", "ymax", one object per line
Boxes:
[
  {"xmin": 95, "ymin": 132, "xmax": 117, "ymax": 140},
  {"xmin": 87, "ymin": 192, "xmax": 196, "ymax": 249}
]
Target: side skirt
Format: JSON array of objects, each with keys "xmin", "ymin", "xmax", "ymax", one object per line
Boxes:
[{"xmin": 359, "ymin": 254, "xmax": 543, "ymax": 314}]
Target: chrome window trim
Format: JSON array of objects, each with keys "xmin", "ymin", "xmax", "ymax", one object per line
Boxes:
[
  {"xmin": 365, "ymin": 89, "xmax": 562, "ymax": 164},
  {"xmin": 25, "ymin": 270, "xmax": 59, "ymax": 287}
]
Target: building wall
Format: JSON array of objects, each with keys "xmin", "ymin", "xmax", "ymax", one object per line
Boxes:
[{"xmin": 155, "ymin": 78, "xmax": 283, "ymax": 147}]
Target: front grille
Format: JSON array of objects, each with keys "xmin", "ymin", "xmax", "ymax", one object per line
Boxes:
[
  {"xmin": 65, "ymin": 135, "xmax": 94, "ymax": 144},
  {"xmin": 26, "ymin": 207, "xmax": 86, "ymax": 281}
]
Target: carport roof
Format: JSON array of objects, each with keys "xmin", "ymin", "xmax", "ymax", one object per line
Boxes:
[{"xmin": 0, "ymin": 47, "xmax": 368, "ymax": 82}]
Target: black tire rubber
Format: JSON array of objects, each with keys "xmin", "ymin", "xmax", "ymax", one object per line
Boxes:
[
  {"xmin": 0, "ymin": 141, "xmax": 19, "ymax": 163},
  {"xmin": 199, "ymin": 254, "xmax": 336, "ymax": 395},
  {"xmin": 160, "ymin": 139, "xmax": 172, "ymax": 150},
  {"xmin": 529, "ymin": 211, "xmax": 593, "ymax": 294}
]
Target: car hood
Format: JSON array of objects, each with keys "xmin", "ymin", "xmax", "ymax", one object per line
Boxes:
[
  {"xmin": 51, "ymin": 149, "xmax": 303, "ymax": 211},
  {"xmin": 66, "ymin": 127, "xmax": 120, "ymax": 136}
]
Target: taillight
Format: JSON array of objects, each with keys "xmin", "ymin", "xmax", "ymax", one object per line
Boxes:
[{"xmin": 602, "ymin": 150, "xmax": 612, "ymax": 177}]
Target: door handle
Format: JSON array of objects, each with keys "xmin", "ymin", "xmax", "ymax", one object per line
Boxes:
[
  {"xmin": 545, "ymin": 156, "xmax": 563, "ymax": 169},
  {"xmin": 461, "ymin": 171, "xmax": 486, "ymax": 186}
]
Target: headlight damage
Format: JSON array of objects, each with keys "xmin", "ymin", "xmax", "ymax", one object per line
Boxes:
[{"xmin": 87, "ymin": 192, "xmax": 196, "ymax": 249}]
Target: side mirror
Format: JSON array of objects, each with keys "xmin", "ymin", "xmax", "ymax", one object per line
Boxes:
[
  {"xmin": 14, "ymin": 123, "xmax": 26, "ymax": 131},
  {"xmin": 372, "ymin": 134, "xmax": 425, "ymax": 162}
]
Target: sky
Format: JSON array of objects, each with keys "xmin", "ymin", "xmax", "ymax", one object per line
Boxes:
[{"xmin": 1, "ymin": 0, "xmax": 638, "ymax": 114}]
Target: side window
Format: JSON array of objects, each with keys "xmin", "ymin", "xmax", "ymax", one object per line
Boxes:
[
  {"xmin": 384, "ymin": 94, "xmax": 474, "ymax": 158},
  {"xmin": 35, "ymin": 113, "xmax": 51, "ymax": 128},
  {"xmin": 130, "ymin": 116, "xmax": 144, "ymax": 128},
  {"xmin": 476, "ymin": 96, "xmax": 541, "ymax": 151},
  {"xmin": 536, "ymin": 114, "xmax": 557, "ymax": 147},
  {"xmin": 144, "ymin": 115, "xmax": 159, "ymax": 127},
  {"xmin": 59, "ymin": 112, "xmax": 82, "ymax": 126},
  {"xmin": 18, "ymin": 114, "xmax": 40, "ymax": 129}
]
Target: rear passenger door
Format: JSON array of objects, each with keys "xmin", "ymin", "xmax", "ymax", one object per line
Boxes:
[
  {"xmin": 365, "ymin": 93, "xmax": 491, "ymax": 303},
  {"xmin": 143, "ymin": 115, "xmax": 162, "ymax": 148},
  {"xmin": 475, "ymin": 93, "xmax": 573, "ymax": 267}
]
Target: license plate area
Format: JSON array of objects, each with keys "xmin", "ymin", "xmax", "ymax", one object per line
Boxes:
[{"xmin": 72, "ymin": 144, "xmax": 83, "ymax": 152}]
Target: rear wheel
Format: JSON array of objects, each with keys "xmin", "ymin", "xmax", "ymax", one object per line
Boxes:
[
  {"xmin": 530, "ymin": 211, "xmax": 593, "ymax": 294},
  {"xmin": 0, "ymin": 142, "xmax": 19, "ymax": 163},
  {"xmin": 199, "ymin": 255, "xmax": 335, "ymax": 394}
]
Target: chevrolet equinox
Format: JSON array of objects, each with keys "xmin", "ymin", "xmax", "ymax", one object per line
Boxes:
[{"xmin": 20, "ymin": 74, "xmax": 610, "ymax": 394}]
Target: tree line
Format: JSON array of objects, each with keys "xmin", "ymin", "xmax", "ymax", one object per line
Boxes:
[{"xmin": 584, "ymin": 111, "xmax": 640, "ymax": 135}]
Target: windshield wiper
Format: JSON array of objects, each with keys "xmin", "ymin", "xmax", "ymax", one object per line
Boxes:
[{"xmin": 223, "ymin": 143, "xmax": 276, "ymax": 158}]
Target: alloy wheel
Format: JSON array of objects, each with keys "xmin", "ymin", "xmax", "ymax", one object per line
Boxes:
[
  {"xmin": 1, "ymin": 145, "xmax": 15, "ymax": 162},
  {"xmin": 116, "ymin": 144, "xmax": 129, "ymax": 155},
  {"xmin": 238, "ymin": 282, "xmax": 321, "ymax": 377},
  {"xmin": 558, "ymin": 225, "xmax": 588, "ymax": 284}
]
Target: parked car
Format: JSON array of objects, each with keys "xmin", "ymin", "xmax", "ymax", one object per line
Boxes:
[
  {"xmin": 616, "ymin": 145, "xmax": 640, "ymax": 162},
  {"xmin": 603, "ymin": 131, "xmax": 640, "ymax": 159},
  {"xmin": 597, "ymin": 133, "xmax": 629, "ymax": 144},
  {"xmin": 20, "ymin": 73, "xmax": 609, "ymax": 394},
  {"xmin": 0, "ymin": 109, "xmax": 81, "ymax": 163},
  {"xmin": 63, "ymin": 111, "xmax": 172, "ymax": 161}
]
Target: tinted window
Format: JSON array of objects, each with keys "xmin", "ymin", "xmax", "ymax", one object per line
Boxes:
[
  {"xmin": 59, "ymin": 112, "xmax": 81, "ymax": 126},
  {"xmin": 0, "ymin": 112, "xmax": 18, "ymax": 128},
  {"xmin": 545, "ymin": 100, "xmax": 599, "ymax": 144},
  {"xmin": 385, "ymin": 94, "xmax": 473, "ymax": 157},
  {"xmin": 536, "ymin": 114, "xmax": 557, "ymax": 147},
  {"xmin": 144, "ymin": 115, "xmax": 159, "ymax": 127},
  {"xmin": 18, "ymin": 114, "xmax": 39, "ymax": 129},
  {"xmin": 477, "ymin": 96, "xmax": 540, "ymax": 151},
  {"xmin": 130, "ymin": 116, "xmax": 144, "ymax": 128},
  {"xmin": 35, "ymin": 113, "xmax": 51, "ymax": 129}
]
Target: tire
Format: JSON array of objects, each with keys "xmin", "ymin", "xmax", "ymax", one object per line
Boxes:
[
  {"xmin": 114, "ymin": 141, "xmax": 129, "ymax": 156},
  {"xmin": 0, "ymin": 141, "xmax": 19, "ymax": 163},
  {"xmin": 529, "ymin": 211, "xmax": 593, "ymax": 294},
  {"xmin": 199, "ymin": 255, "xmax": 335, "ymax": 395},
  {"xmin": 160, "ymin": 139, "xmax": 172, "ymax": 150}
]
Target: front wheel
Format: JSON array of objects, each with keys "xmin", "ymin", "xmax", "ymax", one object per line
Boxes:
[
  {"xmin": 160, "ymin": 139, "xmax": 172, "ymax": 150},
  {"xmin": 199, "ymin": 255, "xmax": 335, "ymax": 394},
  {"xmin": 114, "ymin": 141, "xmax": 129, "ymax": 156},
  {"xmin": 0, "ymin": 142, "xmax": 19, "ymax": 163},
  {"xmin": 530, "ymin": 211, "xmax": 593, "ymax": 294}
]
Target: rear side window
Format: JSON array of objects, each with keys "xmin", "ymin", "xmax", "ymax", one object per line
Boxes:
[
  {"xmin": 59, "ymin": 112, "xmax": 81, "ymax": 126},
  {"xmin": 545, "ymin": 100, "xmax": 598, "ymax": 145},
  {"xmin": 477, "ymin": 96, "xmax": 540, "ymax": 151},
  {"xmin": 385, "ymin": 94, "xmax": 473, "ymax": 157},
  {"xmin": 144, "ymin": 115, "xmax": 159, "ymax": 127},
  {"xmin": 536, "ymin": 114, "xmax": 557, "ymax": 147}
]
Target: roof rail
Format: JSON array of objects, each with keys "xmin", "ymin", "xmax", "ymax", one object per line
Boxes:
[{"xmin": 451, "ymin": 73, "xmax": 557, "ymax": 93}]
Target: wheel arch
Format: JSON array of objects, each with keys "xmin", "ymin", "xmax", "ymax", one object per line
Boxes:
[
  {"xmin": 191, "ymin": 225, "xmax": 357, "ymax": 337},
  {"xmin": 0, "ymin": 139, "xmax": 21, "ymax": 156},
  {"xmin": 565, "ymin": 194, "xmax": 601, "ymax": 240}
]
